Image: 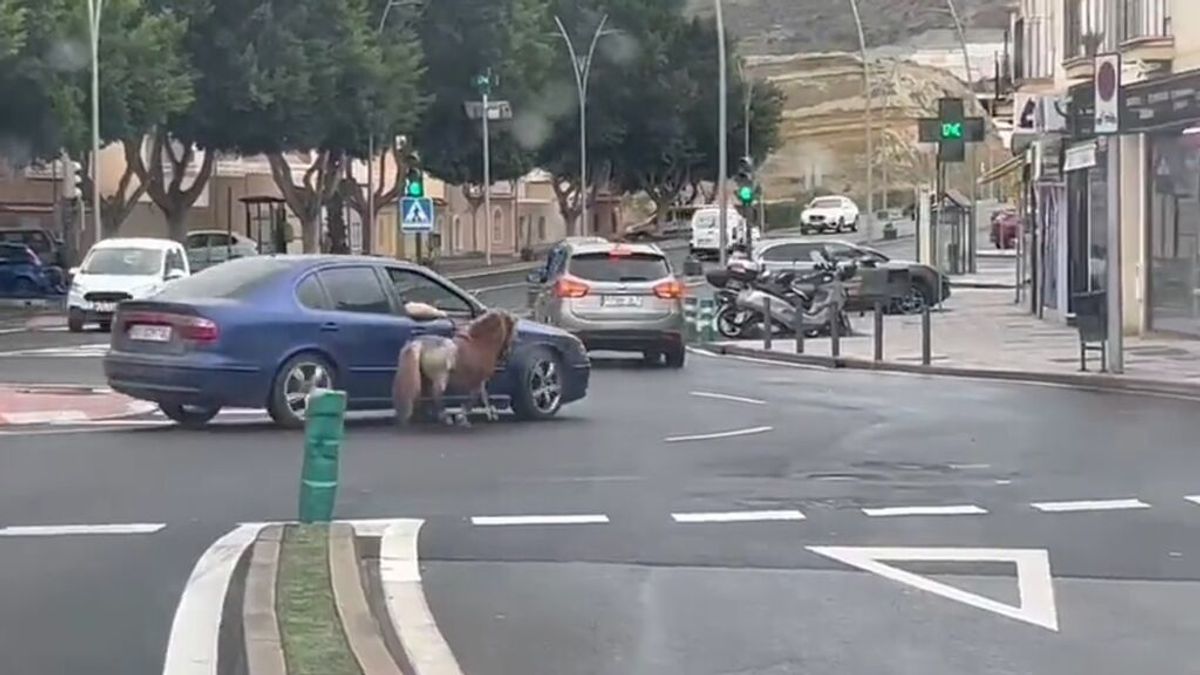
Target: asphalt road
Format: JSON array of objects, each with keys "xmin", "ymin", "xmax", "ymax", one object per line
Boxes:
[{"xmin": 1, "ymin": 344, "xmax": 1199, "ymax": 674}]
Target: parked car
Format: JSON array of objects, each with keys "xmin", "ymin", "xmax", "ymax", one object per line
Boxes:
[
  {"xmin": 800, "ymin": 196, "xmax": 860, "ymax": 234},
  {"xmin": 67, "ymin": 238, "xmax": 191, "ymax": 333},
  {"xmin": 527, "ymin": 239, "xmax": 687, "ymax": 367},
  {"xmin": 990, "ymin": 209, "xmax": 1020, "ymax": 249},
  {"xmin": 751, "ymin": 238, "xmax": 950, "ymax": 313},
  {"xmin": 103, "ymin": 255, "xmax": 590, "ymax": 428},
  {"xmin": 0, "ymin": 243, "xmax": 64, "ymax": 297},
  {"xmin": 186, "ymin": 230, "xmax": 259, "ymax": 272},
  {"xmin": 0, "ymin": 227, "xmax": 66, "ymax": 268}
]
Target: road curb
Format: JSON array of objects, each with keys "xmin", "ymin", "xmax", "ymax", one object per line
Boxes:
[
  {"xmin": 702, "ymin": 342, "xmax": 1200, "ymax": 400},
  {"xmin": 243, "ymin": 525, "xmax": 287, "ymax": 675},
  {"xmin": 0, "ymin": 385, "xmax": 156, "ymax": 426},
  {"xmin": 329, "ymin": 523, "xmax": 406, "ymax": 675}
]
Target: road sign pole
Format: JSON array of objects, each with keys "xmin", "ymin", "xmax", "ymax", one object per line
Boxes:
[{"xmin": 482, "ymin": 88, "xmax": 493, "ymax": 267}]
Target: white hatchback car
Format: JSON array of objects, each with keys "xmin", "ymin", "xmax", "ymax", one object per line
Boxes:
[{"xmin": 68, "ymin": 238, "xmax": 190, "ymax": 332}]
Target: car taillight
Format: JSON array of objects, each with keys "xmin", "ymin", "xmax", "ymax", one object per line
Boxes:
[
  {"xmin": 653, "ymin": 279, "xmax": 685, "ymax": 299},
  {"xmin": 178, "ymin": 316, "xmax": 219, "ymax": 343},
  {"xmin": 555, "ymin": 277, "xmax": 590, "ymax": 298}
]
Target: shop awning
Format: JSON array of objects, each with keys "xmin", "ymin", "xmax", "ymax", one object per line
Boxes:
[{"xmin": 977, "ymin": 154, "xmax": 1026, "ymax": 186}]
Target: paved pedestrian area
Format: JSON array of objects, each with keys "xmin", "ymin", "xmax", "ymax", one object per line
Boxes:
[
  {"xmin": 720, "ymin": 287, "xmax": 1200, "ymax": 387},
  {"xmin": 0, "ymin": 385, "xmax": 153, "ymax": 426}
]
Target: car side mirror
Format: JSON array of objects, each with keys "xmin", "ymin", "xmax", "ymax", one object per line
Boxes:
[{"xmin": 165, "ymin": 269, "xmax": 186, "ymax": 282}]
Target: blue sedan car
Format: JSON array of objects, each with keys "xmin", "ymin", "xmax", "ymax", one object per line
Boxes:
[{"xmin": 103, "ymin": 255, "xmax": 591, "ymax": 428}]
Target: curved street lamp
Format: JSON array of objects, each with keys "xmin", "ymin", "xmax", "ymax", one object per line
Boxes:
[{"xmin": 847, "ymin": 0, "xmax": 874, "ymax": 242}]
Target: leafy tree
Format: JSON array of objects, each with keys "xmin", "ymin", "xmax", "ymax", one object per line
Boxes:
[
  {"xmin": 413, "ymin": 0, "xmax": 554, "ymax": 246},
  {"xmin": 0, "ymin": 0, "xmax": 26, "ymax": 61}
]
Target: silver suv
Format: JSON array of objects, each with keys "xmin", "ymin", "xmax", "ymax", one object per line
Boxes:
[{"xmin": 527, "ymin": 239, "xmax": 686, "ymax": 367}]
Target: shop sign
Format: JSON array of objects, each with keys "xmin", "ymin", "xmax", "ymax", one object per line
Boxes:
[{"xmin": 1121, "ymin": 69, "xmax": 1200, "ymax": 133}]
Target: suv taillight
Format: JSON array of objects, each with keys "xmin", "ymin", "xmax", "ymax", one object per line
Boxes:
[
  {"xmin": 653, "ymin": 279, "xmax": 685, "ymax": 299},
  {"xmin": 554, "ymin": 277, "xmax": 590, "ymax": 298}
]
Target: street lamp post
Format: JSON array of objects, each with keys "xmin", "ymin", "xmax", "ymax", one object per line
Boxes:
[
  {"xmin": 943, "ymin": 0, "xmax": 978, "ymax": 273},
  {"xmin": 365, "ymin": 0, "xmax": 405, "ymax": 256},
  {"xmin": 86, "ymin": 0, "xmax": 104, "ymax": 244},
  {"xmin": 553, "ymin": 14, "xmax": 610, "ymax": 238},
  {"xmin": 716, "ymin": 0, "xmax": 729, "ymax": 267},
  {"xmin": 847, "ymin": 0, "xmax": 874, "ymax": 242}
]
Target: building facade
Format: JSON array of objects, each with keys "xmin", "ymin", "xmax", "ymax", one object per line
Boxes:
[{"xmin": 1004, "ymin": 0, "xmax": 1200, "ymax": 338}]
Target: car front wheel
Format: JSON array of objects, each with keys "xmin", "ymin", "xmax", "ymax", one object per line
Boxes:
[
  {"xmin": 268, "ymin": 353, "xmax": 336, "ymax": 429},
  {"xmin": 512, "ymin": 347, "xmax": 564, "ymax": 421},
  {"xmin": 160, "ymin": 403, "xmax": 221, "ymax": 429}
]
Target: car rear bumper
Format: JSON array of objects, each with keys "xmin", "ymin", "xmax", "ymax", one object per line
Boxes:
[
  {"xmin": 104, "ymin": 352, "xmax": 267, "ymax": 408},
  {"xmin": 574, "ymin": 329, "xmax": 684, "ymax": 353}
]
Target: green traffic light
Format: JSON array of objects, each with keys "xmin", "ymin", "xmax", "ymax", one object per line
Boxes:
[
  {"xmin": 737, "ymin": 185, "xmax": 754, "ymax": 204},
  {"xmin": 407, "ymin": 181, "xmax": 424, "ymax": 198}
]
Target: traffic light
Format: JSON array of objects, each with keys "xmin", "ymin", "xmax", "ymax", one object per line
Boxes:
[
  {"xmin": 61, "ymin": 155, "xmax": 83, "ymax": 200},
  {"xmin": 404, "ymin": 167, "xmax": 424, "ymax": 198},
  {"xmin": 735, "ymin": 156, "xmax": 756, "ymax": 207}
]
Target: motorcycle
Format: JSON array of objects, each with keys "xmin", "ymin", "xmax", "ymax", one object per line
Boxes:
[{"xmin": 714, "ymin": 260, "xmax": 855, "ymax": 339}]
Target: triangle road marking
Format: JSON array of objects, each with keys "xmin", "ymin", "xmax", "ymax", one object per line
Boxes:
[{"xmin": 808, "ymin": 546, "xmax": 1059, "ymax": 632}]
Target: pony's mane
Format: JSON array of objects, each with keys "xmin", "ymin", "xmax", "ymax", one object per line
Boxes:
[{"xmin": 466, "ymin": 310, "xmax": 514, "ymax": 348}]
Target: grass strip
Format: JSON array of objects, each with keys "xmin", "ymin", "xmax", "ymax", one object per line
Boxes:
[{"xmin": 277, "ymin": 524, "xmax": 362, "ymax": 675}]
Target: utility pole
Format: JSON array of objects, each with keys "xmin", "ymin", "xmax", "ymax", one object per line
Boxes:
[
  {"xmin": 86, "ymin": 0, "xmax": 104, "ymax": 245},
  {"xmin": 848, "ymin": 0, "xmax": 874, "ymax": 242},
  {"xmin": 1100, "ymin": 4, "xmax": 1124, "ymax": 373},
  {"xmin": 944, "ymin": 0, "xmax": 978, "ymax": 273},
  {"xmin": 481, "ymin": 80, "xmax": 492, "ymax": 266},
  {"xmin": 553, "ymin": 14, "xmax": 611, "ymax": 238},
  {"xmin": 715, "ymin": 0, "xmax": 730, "ymax": 267}
]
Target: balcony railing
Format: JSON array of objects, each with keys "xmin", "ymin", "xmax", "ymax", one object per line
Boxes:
[
  {"xmin": 1121, "ymin": 0, "xmax": 1170, "ymax": 43},
  {"xmin": 1064, "ymin": 0, "xmax": 1111, "ymax": 63},
  {"xmin": 1014, "ymin": 16, "xmax": 1054, "ymax": 81}
]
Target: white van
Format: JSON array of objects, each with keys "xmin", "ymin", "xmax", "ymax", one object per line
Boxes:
[
  {"xmin": 689, "ymin": 207, "xmax": 759, "ymax": 260},
  {"xmin": 67, "ymin": 238, "xmax": 190, "ymax": 332}
]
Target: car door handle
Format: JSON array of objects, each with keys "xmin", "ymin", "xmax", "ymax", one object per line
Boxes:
[{"xmin": 320, "ymin": 322, "xmax": 340, "ymax": 333}]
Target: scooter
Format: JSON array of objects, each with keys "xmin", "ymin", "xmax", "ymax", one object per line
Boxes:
[{"xmin": 715, "ymin": 261, "xmax": 855, "ymax": 339}]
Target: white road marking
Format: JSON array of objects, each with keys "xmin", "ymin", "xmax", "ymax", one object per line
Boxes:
[
  {"xmin": 378, "ymin": 519, "xmax": 465, "ymax": 675},
  {"xmin": 664, "ymin": 425, "xmax": 773, "ymax": 443},
  {"xmin": 1, "ymin": 410, "xmax": 90, "ymax": 425},
  {"xmin": 0, "ymin": 523, "xmax": 165, "ymax": 536},
  {"xmin": 1030, "ymin": 498, "xmax": 1151, "ymax": 513},
  {"xmin": 1186, "ymin": 496, "xmax": 1200, "ymax": 506},
  {"xmin": 808, "ymin": 546, "xmax": 1059, "ymax": 631},
  {"xmin": 862, "ymin": 505, "xmax": 988, "ymax": 517},
  {"xmin": 0, "ymin": 344, "xmax": 110, "ymax": 358},
  {"xmin": 162, "ymin": 523, "xmax": 266, "ymax": 675},
  {"xmin": 671, "ymin": 510, "xmax": 805, "ymax": 523},
  {"xmin": 689, "ymin": 391, "xmax": 767, "ymax": 406},
  {"xmin": 470, "ymin": 514, "xmax": 610, "ymax": 526}
]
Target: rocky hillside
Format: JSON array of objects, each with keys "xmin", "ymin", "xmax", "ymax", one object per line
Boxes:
[
  {"xmin": 749, "ymin": 52, "xmax": 1007, "ymax": 207},
  {"xmin": 687, "ymin": 0, "xmax": 1011, "ymax": 56}
]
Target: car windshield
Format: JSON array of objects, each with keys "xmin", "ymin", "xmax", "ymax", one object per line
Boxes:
[
  {"xmin": 156, "ymin": 257, "xmax": 292, "ymax": 299},
  {"xmin": 81, "ymin": 248, "xmax": 163, "ymax": 276},
  {"xmin": 810, "ymin": 198, "xmax": 843, "ymax": 208},
  {"xmin": 569, "ymin": 252, "xmax": 670, "ymax": 282}
]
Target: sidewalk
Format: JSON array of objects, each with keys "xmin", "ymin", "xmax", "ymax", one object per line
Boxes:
[
  {"xmin": 709, "ymin": 288, "xmax": 1200, "ymax": 397},
  {"xmin": 0, "ymin": 384, "xmax": 154, "ymax": 426}
]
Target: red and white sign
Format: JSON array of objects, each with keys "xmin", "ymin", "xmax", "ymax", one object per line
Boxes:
[{"xmin": 1094, "ymin": 53, "xmax": 1121, "ymax": 135}]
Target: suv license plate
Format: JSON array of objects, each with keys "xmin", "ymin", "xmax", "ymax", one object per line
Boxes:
[
  {"xmin": 129, "ymin": 324, "xmax": 172, "ymax": 342},
  {"xmin": 94, "ymin": 302, "xmax": 115, "ymax": 314},
  {"xmin": 602, "ymin": 295, "xmax": 642, "ymax": 308}
]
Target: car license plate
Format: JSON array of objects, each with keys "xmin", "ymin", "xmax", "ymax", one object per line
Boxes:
[
  {"xmin": 602, "ymin": 295, "xmax": 642, "ymax": 308},
  {"xmin": 94, "ymin": 302, "xmax": 115, "ymax": 314},
  {"xmin": 128, "ymin": 324, "xmax": 172, "ymax": 342}
]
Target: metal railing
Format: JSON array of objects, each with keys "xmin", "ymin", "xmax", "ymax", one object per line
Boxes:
[
  {"xmin": 1121, "ymin": 0, "xmax": 1171, "ymax": 42},
  {"xmin": 1063, "ymin": 0, "xmax": 1111, "ymax": 62}
]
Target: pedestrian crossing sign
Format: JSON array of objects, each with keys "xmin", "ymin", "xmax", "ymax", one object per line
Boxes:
[{"xmin": 400, "ymin": 197, "xmax": 435, "ymax": 233}]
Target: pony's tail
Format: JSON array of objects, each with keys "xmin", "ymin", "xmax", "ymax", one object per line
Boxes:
[{"xmin": 392, "ymin": 341, "xmax": 423, "ymax": 426}]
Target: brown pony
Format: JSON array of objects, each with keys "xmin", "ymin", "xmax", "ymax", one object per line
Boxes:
[{"xmin": 391, "ymin": 309, "xmax": 519, "ymax": 427}]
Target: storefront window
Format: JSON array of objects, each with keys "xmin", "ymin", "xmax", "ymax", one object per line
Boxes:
[
  {"xmin": 1087, "ymin": 156, "xmax": 1108, "ymax": 292},
  {"xmin": 1148, "ymin": 133, "xmax": 1200, "ymax": 335}
]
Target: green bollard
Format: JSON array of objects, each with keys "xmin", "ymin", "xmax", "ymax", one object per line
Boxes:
[
  {"xmin": 698, "ymin": 298, "xmax": 716, "ymax": 342},
  {"xmin": 683, "ymin": 297, "xmax": 699, "ymax": 343},
  {"xmin": 299, "ymin": 388, "xmax": 348, "ymax": 524}
]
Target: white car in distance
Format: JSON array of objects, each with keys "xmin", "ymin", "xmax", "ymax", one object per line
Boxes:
[
  {"xmin": 800, "ymin": 196, "xmax": 860, "ymax": 235},
  {"xmin": 67, "ymin": 238, "xmax": 190, "ymax": 333}
]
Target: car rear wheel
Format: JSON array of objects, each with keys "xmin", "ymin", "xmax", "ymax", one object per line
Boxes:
[
  {"xmin": 268, "ymin": 353, "xmax": 335, "ymax": 429},
  {"xmin": 512, "ymin": 348, "xmax": 563, "ymax": 421},
  {"xmin": 160, "ymin": 403, "xmax": 221, "ymax": 429},
  {"xmin": 895, "ymin": 283, "xmax": 932, "ymax": 315},
  {"xmin": 665, "ymin": 344, "xmax": 686, "ymax": 368}
]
